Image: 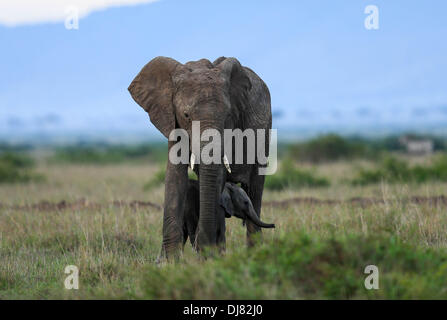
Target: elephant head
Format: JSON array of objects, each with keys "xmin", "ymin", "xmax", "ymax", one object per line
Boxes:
[
  {"xmin": 128, "ymin": 56, "xmax": 253, "ymax": 252},
  {"xmin": 220, "ymin": 182, "xmax": 275, "ymax": 229}
]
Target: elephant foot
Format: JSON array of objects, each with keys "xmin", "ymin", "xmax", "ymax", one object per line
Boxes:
[{"xmin": 156, "ymin": 243, "xmax": 183, "ymax": 264}]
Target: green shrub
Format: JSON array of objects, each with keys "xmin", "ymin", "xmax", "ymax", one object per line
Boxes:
[
  {"xmin": 140, "ymin": 232, "xmax": 447, "ymax": 299},
  {"xmin": 51, "ymin": 143, "xmax": 167, "ymax": 164},
  {"xmin": 143, "ymin": 168, "xmax": 197, "ymax": 190},
  {"xmin": 143, "ymin": 169, "xmax": 166, "ymax": 190},
  {"xmin": 352, "ymin": 155, "xmax": 447, "ymax": 185},
  {"xmin": 287, "ymin": 133, "xmax": 447, "ymax": 164},
  {"xmin": 265, "ymin": 159, "xmax": 329, "ymax": 190},
  {"xmin": 0, "ymin": 152, "xmax": 34, "ymax": 168},
  {"xmin": 288, "ymin": 134, "xmax": 369, "ymax": 163},
  {"xmin": 0, "ymin": 152, "xmax": 43, "ymax": 183}
]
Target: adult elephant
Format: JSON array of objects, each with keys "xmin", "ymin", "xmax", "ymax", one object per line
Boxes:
[{"xmin": 128, "ymin": 56, "xmax": 271, "ymax": 260}]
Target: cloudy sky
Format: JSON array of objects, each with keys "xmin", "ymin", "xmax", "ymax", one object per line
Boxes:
[{"xmin": 1, "ymin": 0, "xmax": 447, "ymax": 140}]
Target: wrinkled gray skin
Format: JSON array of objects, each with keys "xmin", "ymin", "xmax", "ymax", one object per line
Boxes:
[
  {"xmin": 183, "ymin": 179, "xmax": 225, "ymax": 250},
  {"xmin": 128, "ymin": 56, "xmax": 271, "ymax": 260},
  {"xmin": 183, "ymin": 180, "xmax": 275, "ymax": 250}
]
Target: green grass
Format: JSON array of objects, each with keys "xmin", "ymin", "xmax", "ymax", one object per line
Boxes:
[
  {"xmin": 2, "ymin": 149, "xmax": 447, "ymax": 299},
  {"xmin": 352, "ymin": 155, "xmax": 447, "ymax": 185},
  {"xmin": 143, "ymin": 168, "xmax": 197, "ymax": 190},
  {"xmin": 265, "ymin": 159, "xmax": 329, "ymax": 190},
  {"xmin": 143, "ymin": 168, "xmax": 167, "ymax": 190},
  {"xmin": 0, "ymin": 152, "xmax": 43, "ymax": 183},
  {"xmin": 141, "ymin": 232, "xmax": 447, "ymax": 299}
]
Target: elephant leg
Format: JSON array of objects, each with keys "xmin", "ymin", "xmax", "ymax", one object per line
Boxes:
[
  {"xmin": 186, "ymin": 194, "xmax": 200, "ymax": 248},
  {"xmin": 182, "ymin": 207, "xmax": 190, "ymax": 249},
  {"xmin": 183, "ymin": 179, "xmax": 200, "ymax": 248},
  {"xmin": 158, "ymin": 141, "xmax": 189, "ymax": 262},
  {"xmin": 245, "ymin": 172, "xmax": 265, "ymax": 247},
  {"xmin": 216, "ymin": 169, "xmax": 227, "ymax": 253}
]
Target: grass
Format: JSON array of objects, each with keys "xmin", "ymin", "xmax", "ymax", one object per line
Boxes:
[
  {"xmin": 2, "ymin": 153, "xmax": 447, "ymax": 299},
  {"xmin": 352, "ymin": 155, "xmax": 447, "ymax": 185},
  {"xmin": 143, "ymin": 168, "xmax": 197, "ymax": 191},
  {"xmin": 141, "ymin": 233, "xmax": 447, "ymax": 299},
  {"xmin": 265, "ymin": 159, "xmax": 329, "ymax": 190}
]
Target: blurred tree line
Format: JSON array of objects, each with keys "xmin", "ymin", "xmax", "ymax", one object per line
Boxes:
[{"xmin": 287, "ymin": 133, "xmax": 447, "ymax": 163}]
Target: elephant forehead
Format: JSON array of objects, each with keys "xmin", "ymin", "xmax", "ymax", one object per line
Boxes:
[
  {"xmin": 174, "ymin": 76, "xmax": 226, "ymax": 102},
  {"xmin": 175, "ymin": 69, "xmax": 224, "ymax": 85},
  {"xmin": 184, "ymin": 59, "xmax": 214, "ymax": 70},
  {"xmin": 174, "ymin": 90, "xmax": 226, "ymax": 111}
]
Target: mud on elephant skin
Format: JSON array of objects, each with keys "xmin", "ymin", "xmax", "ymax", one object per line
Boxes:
[
  {"xmin": 128, "ymin": 56, "xmax": 272, "ymax": 259},
  {"xmin": 183, "ymin": 180, "xmax": 275, "ymax": 250}
]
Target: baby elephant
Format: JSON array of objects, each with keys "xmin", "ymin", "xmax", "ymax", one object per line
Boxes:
[{"xmin": 183, "ymin": 179, "xmax": 275, "ymax": 249}]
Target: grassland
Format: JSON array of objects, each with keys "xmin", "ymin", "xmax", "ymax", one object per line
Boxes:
[{"xmin": 1, "ymin": 147, "xmax": 447, "ymax": 299}]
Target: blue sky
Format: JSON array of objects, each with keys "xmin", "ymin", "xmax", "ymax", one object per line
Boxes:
[{"xmin": 1, "ymin": 0, "xmax": 447, "ymax": 141}]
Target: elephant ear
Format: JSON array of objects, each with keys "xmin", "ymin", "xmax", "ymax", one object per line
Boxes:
[
  {"xmin": 214, "ymin": 57, "xmax": 252, "ymax": 112},
  {"xmin": 128, "ymin": 57, "xmax": 181, "ymax": 138},
  {"xmin": 219, "ymin": 187, "xmax": 234, "ymax": 218}
]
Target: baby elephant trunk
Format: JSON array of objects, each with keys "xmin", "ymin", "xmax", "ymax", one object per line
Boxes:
[{"xmin": 245, "ymin": 203, "xmax": 275, "ymax": 229}]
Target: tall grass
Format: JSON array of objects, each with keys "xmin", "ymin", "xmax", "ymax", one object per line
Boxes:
[
  {"xmin": 2, "ymin": 139, "xmax": 447, "ymax": 299},
  {"xmin": 1, "ymin": 160, "xmax": 447, "ymax": 299}
]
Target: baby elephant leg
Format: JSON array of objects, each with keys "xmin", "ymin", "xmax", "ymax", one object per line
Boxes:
[
  {"xmin": 183, "ymin": 179, "xmax": 200, "ymax": 247},
  {"xmin": 216, "ymin": 205, "xmax": 226, "ymax": 252}
]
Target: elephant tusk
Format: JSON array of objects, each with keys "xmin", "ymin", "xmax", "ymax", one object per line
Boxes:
[
  {"xmin": 190, "ymin": 153, "xmax": 195, "ymax": 170},
  {"xmin": 223, "ymin": 154, "xmax": 231, "ymax": 173}
]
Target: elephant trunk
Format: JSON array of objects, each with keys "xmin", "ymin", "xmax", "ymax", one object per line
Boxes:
[
  {"xmin": 196, "ymin": 162, "xmax": 220, "ymax": 249},
  {"xmin": 195, "ymin": 123, "xmax": 223, "ymax": 250},
  {"xmin": 245, "ymin": 204, "xmax": 275, "ymax": 229}
]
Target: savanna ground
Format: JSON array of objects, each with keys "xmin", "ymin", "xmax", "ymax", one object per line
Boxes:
[{"xmin": 2, "ymin": 135, "xmax": 447, "ymax": 299}]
